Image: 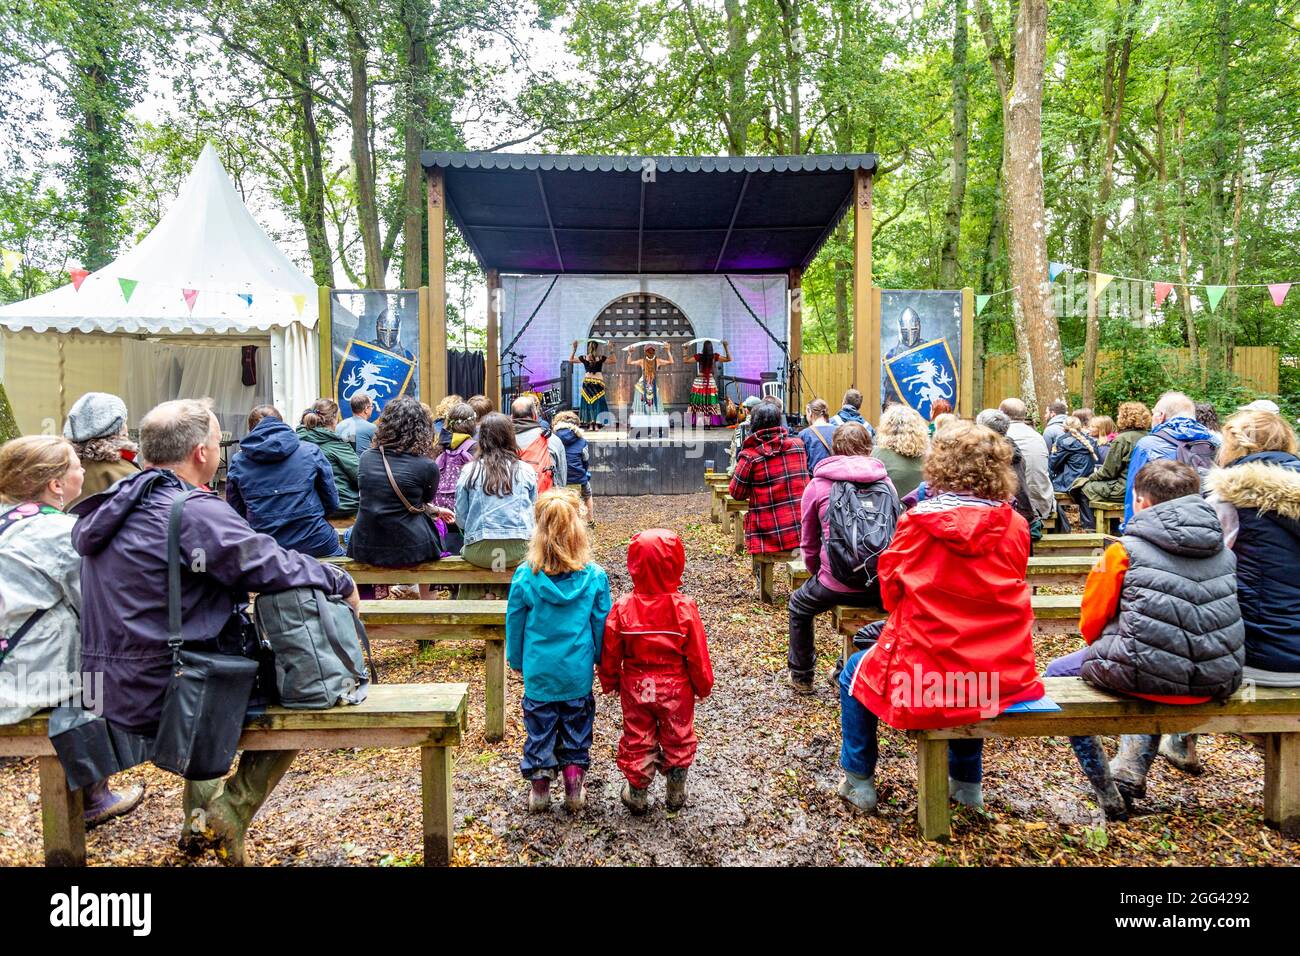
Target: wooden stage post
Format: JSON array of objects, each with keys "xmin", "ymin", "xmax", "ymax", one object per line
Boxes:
[
  {"xmin": 486, "ymin": 269, "xmax": 501, "ymax": 411},
  {"xmin": 851, "ymin": 168, "xmax": 877, "ymax": 427},
  {"xmin": 787, "ymin": 267, "xmax": 802, "ymax": 417},
  {"xmin": 426, "ymin": 167, "xmax": 448, "ymax": 402}
]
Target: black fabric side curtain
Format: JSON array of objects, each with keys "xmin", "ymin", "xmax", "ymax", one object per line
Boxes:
[{"xmin": 447, "ymin": 350, "xmax": 485, "ymax": 399}]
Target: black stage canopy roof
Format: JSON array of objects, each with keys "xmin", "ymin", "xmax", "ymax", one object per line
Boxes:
[{"xmin": 421, "ymin": 152, "xmax": 878, "ymax": 275}]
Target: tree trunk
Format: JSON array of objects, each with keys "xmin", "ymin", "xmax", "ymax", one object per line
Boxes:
[
  {"xmin": 339, "ymin": 2, "xmax": 384, "ymax": 287},
  {"xmin": 401, "ymin": 0, "xmax": 428, "ymax": 289},
  {"xmin": 723, "ymin": 0, "xmax": 750, "ymax": 155},
  {"xmin": 1082, "ymin": 1, "xmax": 1137, "ymax": 408},
  {"xmin": 1002, "ymin": 0, "xmax": 1065, "ymax": 418},
  {"xmin": 293, "ymin": 18, "xmax": 334, "ymax": 286},
  {"xmin": 939, "ymin": 0, "xmax": 969, "ymax": 289},
  {"xmin": 1175, "ymin": 108, "xmax": 1199, "ymax": 370}
]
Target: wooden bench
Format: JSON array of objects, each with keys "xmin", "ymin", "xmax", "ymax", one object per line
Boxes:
[
  {"xmin": 753, "ymin": 551, "xmax": 798, "ymax": 603},
  {"xmin": 360, "ymin": 600, "xmax": 508, "ymax": 741},
  {"xmin": 325, "ymin": 555, "xmax": 513, "ymax": 590},
  {"xmin": 1090, "ymin": 500, "xmax": 1124, "ymax": 535},
  {"xmin": 784, "ymin": 555, "xmax": 1095, "ymax": 597},
  {"xmin": 1034, "ymin": 532, "xmax": 1110, "ymax": 556},
  {"xmin": 909, "ymin": 676, "xmax": 1300, "ymax": 841},
  {"xmin": 723, "ymin": 497, "xmax": 748, "ymax": 553},
  {"xmin": 0, "ymin": 683, "xmax": 468, "ymax": 867}
]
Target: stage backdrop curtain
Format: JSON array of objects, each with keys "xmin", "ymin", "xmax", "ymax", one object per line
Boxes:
[
  {"xmin": 447, "ymin": 349, "xmax": 484, "ymax": 400},
  {"xmin": 270, "ymin": 322, "xmax": 319, "ymax": 429}
]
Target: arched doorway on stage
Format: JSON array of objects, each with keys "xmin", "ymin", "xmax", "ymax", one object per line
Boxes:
[{"xmin": 587, "ymin": 292, "xmax": 697, "ymax": 411}]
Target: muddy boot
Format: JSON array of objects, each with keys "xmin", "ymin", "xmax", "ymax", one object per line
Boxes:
[
  {"xmin": 199, "ymin": 749, "xmax": 299, "ymax": 866},
  {"xmin": 1159, "ymin": 733, "xmax": 1203, "ymax": 776},
  {"xmin": 948, "ymin": 777, "xmax": 984, "ymax": 809},
  {"xmin": 177, "ymin": 777, "xmax": 223, "ymax": 855},
  {"xmin": 665, "ymin": 768, "xmax": 690, "ymax": 811},
  {"xmin": 1111, "ymin": 734, "xmax": 1162, "ymax": 801},
  {"xmin": 1071, "ymin": 734, "xmax": 1130, "ymax": 819},
  {"xmin": 620, "ymin": 781, "xmax": 650, "ymax": 816},
  {"xmin": 83, "ymin": 778, "xmax": 144, "ymax": 829},
  {"xmin": 528, "ymin": 772, "xmax": 553, "ymax": 813},
  {"xmin": 561, "ymin": 766, "xmax": 586, "ymax": 814},
  {"xmin": 789, "ymin": 673, "xmax": 815, "ymax": 697},
  {"xmin": 837, "ymin": 770, "xmax": 877, "ymax": 813}
]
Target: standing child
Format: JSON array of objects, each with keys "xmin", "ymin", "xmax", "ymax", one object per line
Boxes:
[
  {"xmin": 553, "ymin": 411, "xmax": 594, "ymax": 523},
  {"xmin": 506, "ymin": 489, "xmax": 612, "ymax": 813},
  {"xmin": 599, "ymin": 529, "xmax": 713, "ymax": 814}
]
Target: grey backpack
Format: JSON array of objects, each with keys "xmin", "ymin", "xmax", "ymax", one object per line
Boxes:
[{"xmin": 254, "ymin": 589, "xmax": 376, "ymax": 709}]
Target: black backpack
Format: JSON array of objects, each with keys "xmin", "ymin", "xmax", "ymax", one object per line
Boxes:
[
  {"xmin": 825, "ymin": 479, "xmax": 901, "ymax": 588},
  {"xmin": 1171, "ymin": 437, "xmax": 1217, "ymax": 487}
]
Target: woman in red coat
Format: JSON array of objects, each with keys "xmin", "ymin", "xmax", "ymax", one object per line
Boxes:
[{"xmin": 836, "ymin": 420, "xmax": 1044, "ymax": 813}]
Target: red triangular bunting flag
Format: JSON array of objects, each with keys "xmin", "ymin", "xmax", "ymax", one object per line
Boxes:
[
  {"xmin": 1153, "ymin": 282, "xmax": 1174, "ymax": 308},
  {"xmin": 182, "ymin": 288, "xmax": 199, "ymax": 312},
  {"xmin": 1268, "ymin": 283, "xmax": 1291, "ymax": 307},
  {"xmin": 69, "ymin": 268, "xmax": 89, "ymax": 290}
]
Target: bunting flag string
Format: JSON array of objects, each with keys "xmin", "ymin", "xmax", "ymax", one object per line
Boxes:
[
  {"xmin": 36, "ymin": 265, "xmax": 310, "ymax": 312},
  {"xmin": 976, "ymin": 264, "xmax": 1300, "ymax": 311},
  {"xmin": 1268, "ymin": 283, "xmax": 1291, "ymax": 307}
]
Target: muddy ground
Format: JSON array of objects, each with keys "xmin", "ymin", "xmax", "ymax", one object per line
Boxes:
[{"xmin": 2, "ymin": 492, "xmax": 1296, "ymax": 867}]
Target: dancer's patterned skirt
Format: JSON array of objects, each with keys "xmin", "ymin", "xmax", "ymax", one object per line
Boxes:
[
  {"xmin": 632, "ymin": 376, "xmax": 663, "ymax": 415},
  {"xmin": 689, "ymin": 372, "xmax": 723, "ymax": 425},
  {"xmin": 579, "ymin": 375, "xmax": 609, "ymax": 422}
]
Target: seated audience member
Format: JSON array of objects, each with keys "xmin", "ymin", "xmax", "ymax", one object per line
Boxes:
[
  {"xmin": 297, "ymin": 398, "xmax": 360, "ymax": 518},
  {"xmin": 1087, "ymin": 414, "xmax": 1118, "ymax": 462},
  {"xmin": 870, "ymin": 404, "xmax": 928, "ymax": 499},
  {"xmin": 1000, "ymin": 397, "xmax": 1055, "ymax": 525},
  {"xmin": 1045, "ymin": 460, "xmax": 1243, "ymax": 819},
  {"xmin": 830, "ymin": 388, "xmax": 875, "ymax": 437},
  {"xmin": 226, "ymin": 405, "xmax": 342, "ymax": 558},
  {"xmin": 1079, "ymin": 401, "xmax": 1149, "ymax": 508},
  {"xmin": 799, "ymin": 399, "xmax": 838, "ymax": 473},
  {"xmin": 512, "ymin": 395, "xmax": 567, "ymax": 490},
  {"xmin": 1048, "ymin": 415, "xmax": 1101, "ymax": 531},
  {"xmin": 336, "ymin": 394, "xmax": 377, "ymax": 456},
  {"xmin": 1122, "ymin": 391, "xmax": 1219, "ymax": 527},
  {"xmin": 63, "ymin": 391, "xmax": 139, "ymax": 508},
  {"xmin": 1041, "ymin": 399, "xmax": 1071, "ymax": 453},
  {"xmin": 930, "ymin": 411, "xmax": 958, "ymax": 435},
  {"xmin": 836, "ymin": 421, "xmax": 1043, "ymax": 813},
  {"xmin": 349, "ymin": 397, "xmax": 447, "ymax": 567},
  {"xmin": 468, "ymin": 394, "xmax": 494, "ymax": 425},
  {"xmin": 1196, "ymin": 402, "xmax": 1221, "ymax": 437},
  {"xmin": 728, "ymin": 401, "xmax": 809, "ymax": 555},
  {"xmin": 787, "ymin": 422, "xmax": 898, "ymax": 695},
  {"xmin": 433, "ymin": 394, "xmax": 464, "ymax": 451},
  {"xmin": 434, "ymin": 403, "xmax": 480, "ymax": 554},
  {"xmin": 599, "ymin": 528, "xmax": 713, "ymax": 815},
  {"xmin": 1206, "ymin": 410, "xmax": 1300, "ymax": 688},
  {"xmin": 727, "ymin": 395, "xmax": 764, "ymax": 474},
  {"xmin": 975, "ymin": 408, "xmax": 1035, "ymax": 528},
  {"xmin": 71, "ymin": 399, "xmax": 357, "ymax": 865},
  {"xmin": 0, "ymin": 435, "xmax": 144, "ymax": 827},
  {"xmin": 553, "ymin": 410, "xmax": 594, "ymax": 522},
  {"xmin": 456, "ymin": 412, "xmax": 538, "ymax": 590},
  {"xmin": 928, "ymin": 399, "xmax": 953, "ymax": 435}
]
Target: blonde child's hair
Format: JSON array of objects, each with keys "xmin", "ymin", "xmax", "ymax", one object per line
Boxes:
[
  {"xmin": 526, "ymin": 488, "xmax": 591, "ymax": 575},
  {"xmin": 1219, "ymin": 411, "xmax": 1298, "ymax": 466}
]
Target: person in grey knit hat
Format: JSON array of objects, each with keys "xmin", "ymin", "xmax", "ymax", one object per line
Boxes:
[{"xmin": 62, "ymin": 392, "xmax": 138, "ymax": 507}]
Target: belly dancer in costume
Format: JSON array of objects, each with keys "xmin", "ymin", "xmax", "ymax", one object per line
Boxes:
[
  {"xmin": 682, "ymin": 338, "xmax": 730, "ymax": 426},
  {"xmin": 570, "ymin": 339, "xmax": 614, "ymax": 429},
  {"xmin": 627, "ymin": 342, "xmax": 674, "ymax": 417}
]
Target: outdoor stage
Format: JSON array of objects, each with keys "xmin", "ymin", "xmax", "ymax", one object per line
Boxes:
[{"xmin": 584, "ymin": 425, "xmax": 735, "ymax": 495}]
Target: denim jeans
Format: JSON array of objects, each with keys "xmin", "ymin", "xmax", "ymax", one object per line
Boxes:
[
  {"xmin": 788, "ymin": 576, "xmax": 880, "ymax": 683},
  {"xmin": 838, "ymin": 650, "xmax": 983, "ymax": 783},
  {"xmin": 520, "ymin": 693, "xmax": 595, "ymax": 778},
  {"xmin": 1045, "ymin": 647, "xmax": 1087, "ymax": 677}
]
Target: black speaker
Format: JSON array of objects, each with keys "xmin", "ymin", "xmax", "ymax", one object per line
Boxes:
[{"xmin": 560, "ymin": 360, "xmax": 575, "ymax": 408}]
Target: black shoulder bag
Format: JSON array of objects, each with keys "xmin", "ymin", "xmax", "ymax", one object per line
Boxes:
[{"xmin": 151, "ymin": 490, "xmax": 260, "ymax": 781}]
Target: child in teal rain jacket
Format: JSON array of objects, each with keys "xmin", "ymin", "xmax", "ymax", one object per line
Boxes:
[{"xmin": 506, "ymin": 488, "xmax": 611, "ymax": 814}]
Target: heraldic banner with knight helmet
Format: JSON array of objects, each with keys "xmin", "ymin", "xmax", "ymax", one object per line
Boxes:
[
  {"xmin": 879, "ymin": 289, "xmax": 963, "ymax": 421},
  {"xmin": 330, "ymin": 289, "xmax": 421, "ymax": 419}
]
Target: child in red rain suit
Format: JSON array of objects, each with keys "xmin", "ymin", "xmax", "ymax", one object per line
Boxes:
[{"xmin": 599, "ymin": 528, "xmax": 713, "ymax": 814}]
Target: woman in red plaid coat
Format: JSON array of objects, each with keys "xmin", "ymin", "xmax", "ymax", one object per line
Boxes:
[{"xmin": 728, "ymin": 402, "xmax": 809, "ymax": 554}]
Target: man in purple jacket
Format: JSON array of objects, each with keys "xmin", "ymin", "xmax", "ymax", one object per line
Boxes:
[{"xmin": 73, "ymin": 398, "xmax": 358, "ymax": 865}]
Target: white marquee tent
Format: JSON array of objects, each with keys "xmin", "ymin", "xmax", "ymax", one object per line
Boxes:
[{"xmin": 0, "ymin": 142, "xmax": 321, "ymax": 437}]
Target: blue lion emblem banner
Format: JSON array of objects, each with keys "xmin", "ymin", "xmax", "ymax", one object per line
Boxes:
[
  {"xmin": 334, "ymin": 340, "xmax": 416, "ymax": 416},
  {"xmin": 884, "ymin": 338, "xmax": 959, "ymax": 421}
]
